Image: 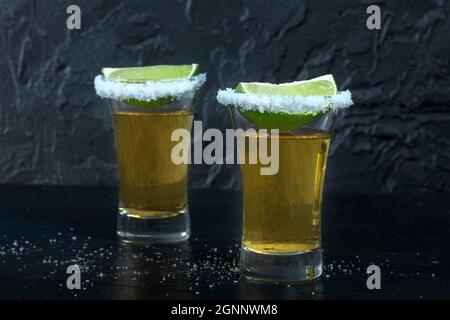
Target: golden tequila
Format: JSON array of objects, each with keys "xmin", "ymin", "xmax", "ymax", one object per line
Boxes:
[
  {"xmin": 113, "ymin": 110, "xmax": 193, "ymax": 218},
  {"xmin": 240, "ymin": 130, "xmax": 330, "ymax": 254}
]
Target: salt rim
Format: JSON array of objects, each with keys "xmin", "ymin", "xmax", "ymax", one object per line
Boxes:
[
  {"xmin": 217, "ymin": 89, "xmax": 353, "ymax": 114},
  {"xmin": 94, "ymin": 73, "xmax": 206, "ymax": 101}
]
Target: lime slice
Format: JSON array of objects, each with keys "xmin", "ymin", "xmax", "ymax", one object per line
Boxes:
[
  {"xmin": 101, "ymin": 64, "xmax": 200, "ymax": 108},
  {"xmin": 102, "ymin": 64, "xmax": 199, "ymax": 82},
  {"xmin": 235, "ymin": 74, "xmax": 337, "ymax": 131}
]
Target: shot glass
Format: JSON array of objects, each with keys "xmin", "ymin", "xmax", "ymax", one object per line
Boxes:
[
  {"xmin": 228, "ymin": 107, "xmax": 338, "ymax": 282},
  {"xmin": 110, "ymin": 99, "xmax": 194, "ymax": 243},
  {"xmin": 95, "ymin": 72, "xmax": 205, "ymax": 244}
]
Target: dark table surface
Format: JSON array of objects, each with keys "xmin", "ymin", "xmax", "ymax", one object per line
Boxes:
[{"xmin": 0, "ymin": 185, "xmax": 449, "ymax": 300}]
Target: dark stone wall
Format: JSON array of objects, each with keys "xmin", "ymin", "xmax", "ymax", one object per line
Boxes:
[{"xmin": 0, "ymin": 0, "xmax": 449, "ymax": 193}]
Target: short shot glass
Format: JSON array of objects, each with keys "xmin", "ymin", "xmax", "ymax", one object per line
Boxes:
[
  {"xmin": 95, "ymin": 72, "xmax": 205, "ymax": 244},
  {"xmin": 111, "ymin": 99, "xmax": 194, "ymax": 244}
]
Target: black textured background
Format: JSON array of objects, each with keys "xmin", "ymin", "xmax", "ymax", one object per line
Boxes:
[{"xmin": 0, "ymin": 0, "xmax": 449, "ymax": 193}]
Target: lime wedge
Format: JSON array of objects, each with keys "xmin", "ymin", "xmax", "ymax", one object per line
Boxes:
[
  {"xmin": 101, "ymin": 64, "xmax": 200, "ymax": 108},
  {"xmin": 102, "ymin": 64, "xmax": 200, "ymax": 82},
  {"xmin": 236, "ymin": 74, "xmax": 337, "ymax": 96},
  {"xmin": 235, "ymin": 74, "xmax": 337, "ymax": 131}
]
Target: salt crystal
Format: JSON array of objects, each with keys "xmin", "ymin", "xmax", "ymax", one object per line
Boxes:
[
  {"xmin": 217, "ymin": 89, "xmax": 353, "ymax": 113},
  {"xmin": 95, "ymin": 74, "xmax": 206, "ymax": 102}
]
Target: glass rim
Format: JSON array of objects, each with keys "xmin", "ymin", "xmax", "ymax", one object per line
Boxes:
[
  {"xmin": 94, "ymin": 73, "xmax": 206, "ymax": 102},
  {"xmin": 217, "ymin": 89, "xmax": 353, "ymax": 114}
]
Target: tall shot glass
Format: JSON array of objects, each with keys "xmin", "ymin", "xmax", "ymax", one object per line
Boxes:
[{"xmin": 228, "ymin": 106, "xmax": 339, "ymax": 282}]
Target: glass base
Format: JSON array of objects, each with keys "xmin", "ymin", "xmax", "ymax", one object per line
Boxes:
[
  {"xmin": 117, "ymin": 208, "xmax": 190, "ymax": 244},
  {"xmin": 239, "ymin": 247, "xmax": 323, "ymax": 283}
]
